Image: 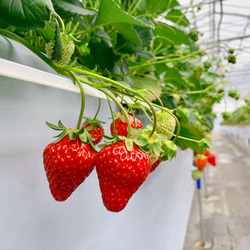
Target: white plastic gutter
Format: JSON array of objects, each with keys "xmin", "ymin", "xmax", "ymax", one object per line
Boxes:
[{"xmin": 0, "ymin": 58, "xmax": 106, "ymax": 99}]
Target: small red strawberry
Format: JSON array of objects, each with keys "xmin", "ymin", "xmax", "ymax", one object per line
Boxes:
[
  {"xmin": 95, "ymin": 140, "xmax": 151, "ymax": 212},
  {"xmin": 150, "ymin": 158, "xmax": 162, "ymax": 173},
  {"xmin": 208, "ymin": 153, "xmax": 216, "ymax": 166},
  {"xmin": 82, "ymin": 118, "xmax": 105, "ymax": 145},
  {"xmin": 110, "ymin": 113, "xmax": 143, "ymax": 137},
  {"xmin": 193, "ymin": 154, "xmax": 208, "ymax": 171},
  {"xmin": 43, "ymin": 121, "xmax": 97, "ymax": 201}
]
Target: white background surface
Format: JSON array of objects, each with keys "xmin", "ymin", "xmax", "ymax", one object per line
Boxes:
[{"xmin": 0, "ymin": 36, "xmax": 195, "ymax": 250}]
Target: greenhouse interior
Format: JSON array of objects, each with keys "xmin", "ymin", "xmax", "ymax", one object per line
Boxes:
[{"xmin": 0, "ymin": 0, "xmax": 250, "ymax": 249}]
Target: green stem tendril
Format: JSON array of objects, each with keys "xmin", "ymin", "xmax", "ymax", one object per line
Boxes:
[
  {"xmin": 100, "ymin": 90, "xmax": 132, "ymax": 138},
  {"xmin": 149, "ymin": 90, "xmax": 164, "ymax": 107},
  {"xmin": 71, "ymin": 67, "xmax": 156, "ymax": 136},
  {"xmin": 79, "ymin": 77, "xmax": 132, "ymax": 138},
  {"xmin": 56, "ymin": 14, "xmax": 65, "ymax": 33},
  {"xmin": 68, "ymin": 71, "xmax": 85, "ymax": 129},
  {"xmin": 93, "ymin": 98, "xmax": 101, "ymax": 120},
  {"xmin": 107, "ymin": 97, "xmax": 116, "ymax": 135}
]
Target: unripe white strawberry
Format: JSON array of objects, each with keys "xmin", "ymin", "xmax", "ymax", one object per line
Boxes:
[
  {"xmin": 155, "ymin": 111, "xmax": 176, "ymax": 140},
  {"xmin": 45, "ymin": 34, "xmax": 75, "ymax": 65}
]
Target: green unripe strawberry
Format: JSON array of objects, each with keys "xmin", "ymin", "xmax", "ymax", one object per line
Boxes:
[
  {"xmin": 191, "ymin": 170, "xmax": 201, "ymax": 180},
  {"xmin": 227, "ymin": 54, "xmax": 236, "ymax": 64},
  {"xmin": 45, "ymin": 34, "xmax": 75, "ymax": 65},
  {"xmin": 244, "ymin": 97, "xmax": 250, "ymax": 104},
  {"xmin": 228, "ymin": 48, "xmax": 235, "ymax": 54},
  {"xmin": 155, "ymin": 111, "xmax": 176, "ymax": 140},
  {"xmin": 203, "ymin": 60, "xmax": 211, "ymax": 72},
  {"xmin": 222, "ymin": 111, "xmax": 231, "ymax": 120},
  {"xmin": 234, "ymin": 92, "xmax": 240, "ymax": 100},
  {"xmin": 194, "ymin": 64, "xmax": 204, "ymax": 80},
  {"xmin": 188, "ymin": 28, "xmax": 199, "ymax": 42},
  {"xmin": 228, "ymin": 89, "xmax": 237, "ymax": 98}
]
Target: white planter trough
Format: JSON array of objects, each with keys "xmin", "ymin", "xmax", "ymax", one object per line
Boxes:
[{"xmin": 0, "ymin": 36, "xmax": 195, "ymax": 250}]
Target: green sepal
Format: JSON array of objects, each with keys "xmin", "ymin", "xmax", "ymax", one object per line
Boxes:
[
  {"xmin": 191, "ymin": 170, "xmax": 201, "ymax": 181},
  {"xmin": 160, "ymin": 140, "xmax": 177, "ymax": 161},
  {"xmin": 134, "ymin": 134, "xmax": 149, "ymax": 147},
  {"xmin": 46, "ymin": 120, "xmax": 67, "ymax": 131},
  {"xmin": 79, "ymin": 132, "xmax": 87, "ymax": 143},
  {"xmin": 53, "ymin": 130, "xmax": 68, "ymax": 143},
  {"xmin": 125, "ymin": 138, "xmax": 134, "ymax": 152}
]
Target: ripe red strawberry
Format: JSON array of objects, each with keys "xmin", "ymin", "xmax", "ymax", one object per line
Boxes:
[
  {"xmin": 95, "ymin": 140, "xmax": 151, "ymax": 212},
  {"xmin": 150, "ymin": 158, "xmax": 162, "ymax": 173},
  {"xmin": 193, "ymin": 154, "xmax": 208, "ymax": 171},
  {"xmin": 43, "ymin": 135, "xmax": 97, "ymax": 201},
  {"xmin": 83, "ymin": 123, "xmax": 104, "ymax": 145},
  {"xmin": 208, "ymin": 153, "xmax": 216, "ymax": 166},
  {"xmin": 110, "ymin": 113, "xmax": 143, "ymax": 137}
]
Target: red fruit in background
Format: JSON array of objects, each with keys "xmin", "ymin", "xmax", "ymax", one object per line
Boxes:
[
  {"xmin": 95, "ymin": 140, "xmax": 151, "ymax": 212},
  {"xmin": 193, "ymin": 154, "xmax": 208, "ymax": 171},
  {"xmin": 43, "ymin": 135, "xmax": 97, "ymax": 201},
  {"xmin": 84, "ymin": 123, "xmax": 104, "ymax": 145},
  {"xmin": 208, "ymin": 153, "xmax": 216, "ymax": 166},
  {"xmin": 110, "ymin": 113, "xmax": 143, "ymax": 137},
  {"xmin": 150, "ymin": 158, "xmax": 162, "ymax": 173}
]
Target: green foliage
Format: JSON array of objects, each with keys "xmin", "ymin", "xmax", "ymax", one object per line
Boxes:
[{"xmin": 0, "ymin": 0, "xmax": 234, "ymax": 152}]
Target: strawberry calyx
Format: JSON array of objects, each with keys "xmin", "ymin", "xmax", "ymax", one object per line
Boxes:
[
  {"xmin": 46, "ymin": 120, "xmax": 97, "ymax": 152},
  {"xmin": 160, "ymin": 140, "xmax": 177, "ymax": 161}
]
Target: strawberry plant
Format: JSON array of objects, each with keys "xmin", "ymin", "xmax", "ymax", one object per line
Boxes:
[{"xmin": 0, "ymin": 0, "xmax": 238, "ymax": 210}]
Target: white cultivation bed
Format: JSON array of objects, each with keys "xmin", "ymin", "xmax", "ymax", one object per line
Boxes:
[{"xmin": 0, "ymin": 36, "xmax": 195, "ymax": 250}]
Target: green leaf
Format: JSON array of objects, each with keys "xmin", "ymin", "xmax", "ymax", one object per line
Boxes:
[
  {"xmin": 175, "ymin": 123, "xmax": 206, "ymax": 152},
  {"xmin": 146, "ymin": 0, "xmax": 179, "ymax": 15},
  {"xmin": 131, "ymin": 76, "xmax": 162, "ymax": 102},
  {"xmin": 89, "ymin": 39, "xmax": 115, "ymax": 70},
  {"xmin": 153, "ymin": 23, "xmax": 190, "ymax": 46},
  {"xmin": 95, "ymin": 0, "xmax": 152, "ymax": 27},
  {"xmin": 114, "ymin": 23, "xmax": 142, "ymax": 46},
  {"xmin": 52, "ymin": 0, "xmax": 97, "ymax": 16},
  {"xmin": 165, "ymin": 9, "xmax": 190, "ymax": 27},
  {"xmin": 36, "ymin": 20, "xmax": 56, "ymax": 43},
  {"xmin": 0, "ymin": 0, "xmax": 54, "ymax": 30},
  {"xmin": 96, "ymin": 28, "xmax": 113, "ymax": 47},
  {"xmin": 163, "ymin": 67, "xmax": 189, "ymax": 89},
  {"xmin": 51, "ymin": 19, "xmax": 63, "ymax": 61}
]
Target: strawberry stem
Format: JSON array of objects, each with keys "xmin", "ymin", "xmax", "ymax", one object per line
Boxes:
[
  {"xmin": 56, "ymin": 14, "xmax": 65, "ymax": 33},
  {"xmin": 69, "ymin": 71, "xmax": 85, "ymax": 129},
  {"xmin": 93, "ymin": 98, "xmax": 101, "ymax": 120}
]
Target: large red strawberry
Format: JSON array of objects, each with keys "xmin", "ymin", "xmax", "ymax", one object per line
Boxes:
[
  {"xmin": 110, "ymin": 113, "xmax": 143, "ymax": 137},
  {"xmin": 43, "ymin": 135, "xmax": 96, "ymax": 201},
  {"xmin": 95, "ymin": 140, "xmax": 151, "ymax": 212},
  {"xmin": 208, "ymin": 153, "xmax": 216, "ymax": 166},
  {"xmin": 193, "ymin": 154, "xmax": 208, "ymax": 171}
]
